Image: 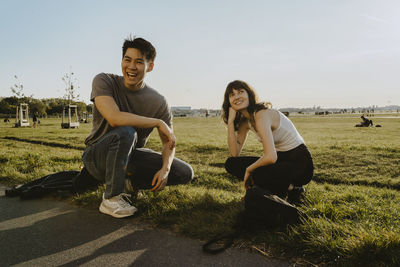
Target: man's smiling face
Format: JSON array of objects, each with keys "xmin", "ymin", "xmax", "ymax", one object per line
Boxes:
[{"xmin": 121, "ymin": 48, "xmax": 153, "ymax": 91}]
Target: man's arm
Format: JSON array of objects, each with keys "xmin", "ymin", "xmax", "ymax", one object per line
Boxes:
[
  {"xmin": 95, "ymin": 95, "xmax": 175, "ymax": 149},
  {"xmin": 151, "ymin": 127, "xmax": 176, "ymax": 191}
]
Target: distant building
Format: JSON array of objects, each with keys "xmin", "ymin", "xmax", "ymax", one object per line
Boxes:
[{"xmin": 171, "ymin": 106, "xmax": 191, "ymax": 111}]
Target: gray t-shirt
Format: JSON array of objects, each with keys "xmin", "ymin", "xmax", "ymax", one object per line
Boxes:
[{"xmin": 85, "ymin": 73, "xmax": 172, "ymax": 147}]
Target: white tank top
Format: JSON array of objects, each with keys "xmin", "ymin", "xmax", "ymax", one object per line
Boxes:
[{"xmin": 250, "ymin": 110, "xmax": 304, "ymax": 152}]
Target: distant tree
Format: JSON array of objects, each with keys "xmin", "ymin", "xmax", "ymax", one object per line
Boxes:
[
  {"xmin": 45, "ymin": 98, "xmax": 67, "ymax": 115},
  {"xmin": 2, "ymin": 96, "xmax": 19, "ymax": 106},
  {"xmin": 0, "ymin": 99, "xmax": 13, "ymax": 114},
  {"xmin": 86, "ymin": 103, "xmax": 93, "ymax": 114},
  {"xmin": 10, "ymin": 75, "xmax": 25, "ymax": 98},
  {"xmin": 29, "ymin": 98, "xmax": 47, "ymax": 116},
  {"xmin": 62, "ymin": 69, "xmax": 80, "ymax": 104},
  {"xmin": 75, "ymin": 101, "xmax": 87, "ymax": 114}
]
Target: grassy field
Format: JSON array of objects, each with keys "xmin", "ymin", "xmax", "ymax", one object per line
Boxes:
[{"xmin": 1, "ymin": 114, "xmax": 400, "ymax": 266}]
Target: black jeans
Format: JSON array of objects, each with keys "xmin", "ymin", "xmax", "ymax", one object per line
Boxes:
[
  {"xmin": 83, "ymin": 126, "xmax": 194, "ymax": 198},
  {"xmin": 225, "ymin": 144, "xmax": 314, "ymax": 198}
]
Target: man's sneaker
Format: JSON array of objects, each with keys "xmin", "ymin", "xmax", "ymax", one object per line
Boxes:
[{"xmin": 99, "ymin": 193, "xmax": 137, "ymax": 218}]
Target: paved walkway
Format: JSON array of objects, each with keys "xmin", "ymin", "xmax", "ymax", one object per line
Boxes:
[{"xmin": 0, "ymin": 186, "xmax": 289, "ymax": 266}]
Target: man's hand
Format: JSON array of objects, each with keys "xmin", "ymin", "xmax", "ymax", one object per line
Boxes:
[
  {"xmin": 151, "ymin": 168, "xmax": 169, "ymax": 191},
  {"xmin": 157, "ymin": 120, "xmax": 176, "ymax": 150},
  {"xmin": 228, "ymin": 107, "xmax": 237, "ymax": 124}
]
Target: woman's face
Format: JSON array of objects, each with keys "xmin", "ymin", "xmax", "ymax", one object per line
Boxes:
[{"xmin": 228, "ymin": 88, "xmax": 249, "ymax": 111}]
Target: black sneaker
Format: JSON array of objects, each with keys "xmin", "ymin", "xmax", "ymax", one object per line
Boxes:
[{"xmin": 287, "ymin": 186, "xmax": 306, "ymax": 204}]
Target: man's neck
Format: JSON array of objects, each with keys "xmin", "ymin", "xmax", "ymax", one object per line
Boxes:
[{"xmin": 124, "ymin": 80, "xmax": 145, "ymax": 91}]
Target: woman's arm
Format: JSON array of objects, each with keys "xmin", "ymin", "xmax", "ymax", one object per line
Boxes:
[
  {"xmin": 227, "ymin": 108, "xmax": 249, "ymax": 157},
  {"xmin": 243, "ymin": 109, "xmax": 277, "ymax": 188},
  {"xmin": 246, "ymin": 109, "xmax": 277, "ymax": 170}
]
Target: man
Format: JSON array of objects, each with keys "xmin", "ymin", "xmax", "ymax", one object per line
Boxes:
[
  {"xmin": 360, "ymin": 115, "xmax": 373, "ymax": 127},
  {"xmin": 32, "ymin": 113, "xmax": 38, "ymax": 128},
  {"xmin": 83, "ymin": 37, "xmax": 194, "ymax": 218}
]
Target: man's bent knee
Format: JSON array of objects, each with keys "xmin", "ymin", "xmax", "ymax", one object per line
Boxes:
[
  {"xmin": 111, "ymin": 126, "xmax": 137, "ymax": 147},
  {"xmin": 114, "ymin": 126, "xmax": 137, "ymax": 140},
  {"xmin": 171, "ymin": 159, "xmax": 194, "ymax": 185},
  {"xmin": 181, "ymin": 163, "xmax": 194, "ymax": 184}
]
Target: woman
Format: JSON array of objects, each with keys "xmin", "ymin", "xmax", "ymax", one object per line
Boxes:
[{"xmin": 222, "ymin": 80, "xmax": 314, "ymax": 201}]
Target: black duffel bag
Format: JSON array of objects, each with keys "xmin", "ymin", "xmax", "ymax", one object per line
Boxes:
[
  {"xmin": 203, "ymin": 186, "xmax": 303, "ymax": 254},
  {"xmin": 5, "ymin": 167, "xmax": 100, "ymax": 199}
]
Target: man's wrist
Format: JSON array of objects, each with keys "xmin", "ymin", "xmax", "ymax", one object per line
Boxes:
[
  {"xmin": 155, "ymin": 119, "xmax": 163, "ymax": 128},
  {"xmin": 161, "ymin": 165, "xmax": 170, "ymax": 173}
]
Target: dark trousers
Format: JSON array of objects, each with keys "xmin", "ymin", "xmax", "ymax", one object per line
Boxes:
[
  {"xmin": 225, "ymin": 144, "xmax": 314, "ymax": 198},
  {"xmin": 82, "ymin": 126, "xmax": 194, "ymax": 198}
]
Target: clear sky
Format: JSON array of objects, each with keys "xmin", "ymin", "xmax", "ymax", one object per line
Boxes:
[{"xmin": 1, "ymin": 0, "xmax": 399, "ymax": 109}]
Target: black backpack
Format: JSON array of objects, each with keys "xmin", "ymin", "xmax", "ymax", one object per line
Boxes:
[
  {"xmin": 5, "ymin": 167, "xmax": 101, "ymax": 199},
  {"xmin": 203, "ymin": 186, "xmax": 303, "ymax": 254}
]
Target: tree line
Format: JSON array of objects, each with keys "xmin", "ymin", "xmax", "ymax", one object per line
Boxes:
[
  {"xmin": 2, "ymin": 71, "xmax": 91, "ymax": 118},
  {"xmin": 0, "ymin": 96, "xmax": 93, "ymax": 118}
]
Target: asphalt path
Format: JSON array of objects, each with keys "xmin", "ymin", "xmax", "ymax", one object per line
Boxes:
[{"xmin": 0, "ymin": 185, "xmax": 289, "ymax": 266}]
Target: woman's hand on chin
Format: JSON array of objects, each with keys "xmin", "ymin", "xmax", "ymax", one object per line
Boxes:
[{"xmin": 228, "ymin": 107, "xmax": 237, "ymax": 123}]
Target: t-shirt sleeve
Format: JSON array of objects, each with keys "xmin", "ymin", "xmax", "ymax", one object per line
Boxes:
[
  {"xmin": 158, "ymin": 98, "xmax": 172, "ymax": 127},
  {"xmin": 90, "ymin": 73, "xmax": 114, "ymax": 102}
]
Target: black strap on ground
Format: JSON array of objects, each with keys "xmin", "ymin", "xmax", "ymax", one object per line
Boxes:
[{"xmin": 202, "ymin": 232, "xmax": 240, "ymax": 254}]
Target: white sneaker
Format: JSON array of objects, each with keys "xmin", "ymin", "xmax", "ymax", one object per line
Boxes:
[{"xmin": 99, "ymin": 193, "xmax": 137, "ymax": 218}]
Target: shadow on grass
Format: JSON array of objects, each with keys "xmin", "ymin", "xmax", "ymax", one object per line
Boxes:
[
  {"xmin": 345, "ymin": 240, "xmax": 400, "ymax": 266},
  {"xmin": 312, "ymin": 174, "xmax": 400, "ymax": 191},
  {"xmin": 135, "ymin": 190, "xmax": 243, "ymax": 239},
  {"xmin": 208, "ymin": 162, "xmax": 225, "ymax": 168},
  {"xmin": 189, "ymin": 144, "xmax": 226, "ymax": 153},
  {"xmin": 3, "ymin": 136, "xmax": 84, "ymax": 151},
  {"xmin": 191, "ymin": 173, "xmax": 241, "ymax": 192}
]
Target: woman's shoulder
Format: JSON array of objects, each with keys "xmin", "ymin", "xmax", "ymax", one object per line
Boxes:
[
  {"xmin": 254, "ymin": 109, "xmax": 280, "ymax": 128},
  {"xmin": 254, "ymin": 108, "xmax": 277, "ymax": 118}
]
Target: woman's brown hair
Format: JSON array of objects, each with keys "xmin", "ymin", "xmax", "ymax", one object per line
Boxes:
[{"xmin": 222, "ymin": 80, "xmax": 272, "ymax": 131}]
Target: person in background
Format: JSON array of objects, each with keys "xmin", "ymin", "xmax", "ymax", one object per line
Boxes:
[{"xmin": 32, "ymin": 113, "xmax": 38, "ymax": 128}]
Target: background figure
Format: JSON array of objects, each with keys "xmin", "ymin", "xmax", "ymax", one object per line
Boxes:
[
  {"xmin": 222, "ymin": 80, "xmax": 313, "ymax": 202},
  {"xmin": 32, "ymin": 113, "xmax": 38, "ymax": 128},
  {"xmin": 356, "ymin": 115, "xmax": 373, "ymax": 127}
]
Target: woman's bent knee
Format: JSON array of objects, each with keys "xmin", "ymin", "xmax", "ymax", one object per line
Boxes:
[{"xmin": 224, "ymin": 157, "xmax": 235, "ymax": 174}]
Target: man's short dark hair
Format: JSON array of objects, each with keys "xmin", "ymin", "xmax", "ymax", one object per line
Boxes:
[{"xmin": 122, "ymin": 37, "xmax": 156, "ymax": 62}]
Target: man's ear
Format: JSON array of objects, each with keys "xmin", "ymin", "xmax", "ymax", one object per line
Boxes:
[{"xmin": 146, "ymin": 62, "xmax": 154, "ymax": 73}]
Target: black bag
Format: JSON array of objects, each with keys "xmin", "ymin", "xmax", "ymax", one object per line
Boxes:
[
  {"xmin": 5, "ymin": 167, "xmax": 100, "ymax": 199},
  {"xmin": 243, "ymin": 186, "xmax": 302, "ymax": 228},
  {"xmin": 203, "ymin": 186, "xmax": 303, "ymax": 254}
]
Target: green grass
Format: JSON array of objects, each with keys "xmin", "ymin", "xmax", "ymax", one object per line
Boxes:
[{"xmin": 1, "ymin": 114, "xmax": 400, "ymax": 266}]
